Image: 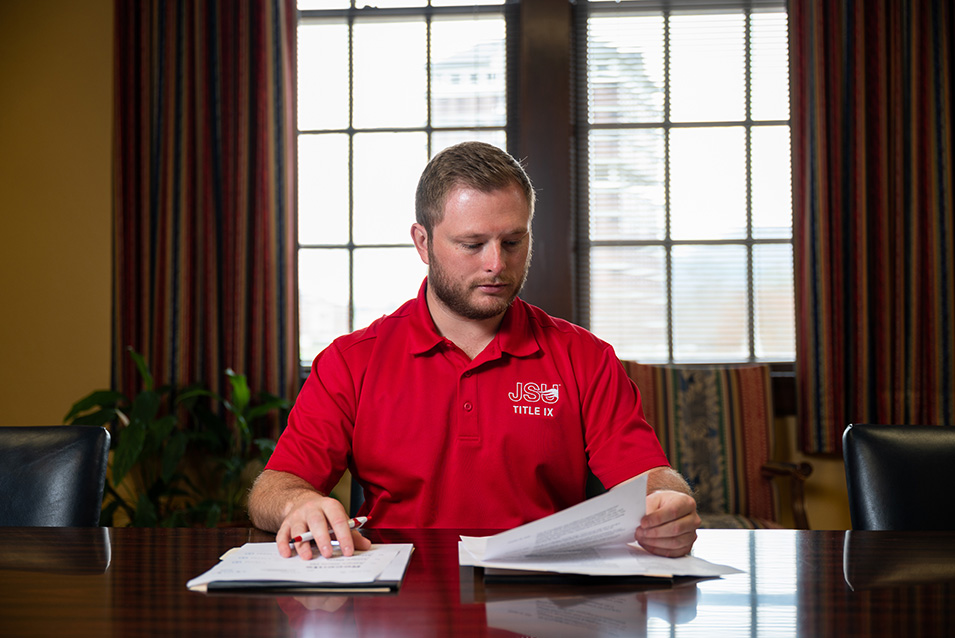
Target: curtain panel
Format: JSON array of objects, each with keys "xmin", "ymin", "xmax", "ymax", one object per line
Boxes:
[
  {"xmin": 790, "ymin": 0, "xmax": 955, "ymax": 454},
  {"xmin": 112, "ymin": 0, "xmax": 298, "ymax": 428}
]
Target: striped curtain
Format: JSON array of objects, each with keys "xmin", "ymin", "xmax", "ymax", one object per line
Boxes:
[
  {"xmin": 790, "ymin": 0, "xmax": 955, "ymax": 453},
  {"xmin": 112, "ymin": 0, "xmax": 298, "ymax": 425}
]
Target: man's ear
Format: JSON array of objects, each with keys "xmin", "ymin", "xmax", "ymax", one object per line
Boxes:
[{"xmin": 411, "ymin": 223, "xmax": 430, "ymax": 265}]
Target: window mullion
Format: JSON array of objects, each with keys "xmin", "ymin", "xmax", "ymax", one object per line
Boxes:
[
  {"xmin": 425, "ymin": 12, "xmax": 432, "ymax": 157},
  {"xmin": 347, "ymin": 13, "xmax": 356, "ymax": 334},
  {"xmin": 664, "ymin": 8, "xmax": 674, "ymax": 363},
  {"xmin": 574, "ymin": 0, "xmax": 592, "ymax": 331},
  {"xmin": 745, "ymin": 7, "xmax": 755, "ymax": 362}
]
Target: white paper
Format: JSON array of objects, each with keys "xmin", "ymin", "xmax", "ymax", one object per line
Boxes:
[
  {"xmin": 459, "ymin": 539, "xmax": 739, "ymax": 578},
  {"xmin": 459, "ymin": 474, "xmax": 742, "ymax": 578},
  {"xmin": 186, "ymin": 542, "xmax": 412, "ymax": 590},
  {"xmin": 463, "ymin": 474, "xmax": 647, "ymax": 562}
]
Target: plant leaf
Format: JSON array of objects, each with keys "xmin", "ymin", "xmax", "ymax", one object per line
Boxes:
[
  {"xmin": 68, "ymin": 408, "xmax": 117, "ymax": 427},
  {"xmin": 188, "ymin": 401, "xmax": 229, "ymax": 453},
  {"xmin": 127, "ymin": 347, "xmax": 154, "ymax": 391},
  {"xmin": 226, "ymin": 369, "xmax": 251, "ymax": 415},
  {"xmin": 161, "ymin": 430, "xmax": 188, "ymax": 484},
  {"xmin": 176, "ymin": 386, "xmax": 219, "ymax": 405},
  {"xmin": 162, "ymin": 509, "xmax": 189, "ymax": 528},
  {"xmin": 112, "ymin": 418, "xmax": 146, "ymax": 485},
  {"xmin": 204, "ymin": 502, "xmax": 222, "ymax": 528},
  {"xmin": 130, "ymin": 390, "xmax": 161, "ymax": 425},
  {"xmin": 64, "ymin": 390, "xmax": 127, "ymax": 422},
  {"xmin": 259, "ymin": 390, "xmax": 292, "ymax": 406},
  {"xmin": 233, "ymin": 414, "xmax": 251, "ymax": 448},
  {"xmin": 152, "ymin": 414, "xmax": 178, "ymax": 445},
  {"xmin": 243, "ymin": 407, "xmax": 278, "ymax": 424},
  {"xmin": 132, "ymin": 493, "xmax": 158, "ymax": 527},
  {"xmin": 253, "ymin": 437, "xmax": 277, "ymax": 462}
]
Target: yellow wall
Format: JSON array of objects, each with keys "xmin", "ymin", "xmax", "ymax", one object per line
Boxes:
[{"xmin": 0, "ymin": 0, "xmax": 114, "ymax": 425}]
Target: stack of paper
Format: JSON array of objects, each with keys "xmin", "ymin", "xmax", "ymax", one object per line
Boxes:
[
  {"xmin": 187, "ymin": 542, "xmax": 414, "ymax": 593},
  {"xmin": 459, "ymin": 474, "xmax": 741, "ymax": 580}
]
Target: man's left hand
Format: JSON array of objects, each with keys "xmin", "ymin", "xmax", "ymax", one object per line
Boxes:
[{"xmin": 634, "ymin": 490, "xmax": 701, "ymax": 557}]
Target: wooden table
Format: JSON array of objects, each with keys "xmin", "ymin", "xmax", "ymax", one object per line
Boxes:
[{"xmin": 0, "ymin": 527, "xmax": 953, "ymax": 637}]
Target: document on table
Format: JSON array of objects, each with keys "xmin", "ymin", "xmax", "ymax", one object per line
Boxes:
[
  {"xmin": 460, "ymin": 474, "xmax": 741, "ymax": 579},
  {"xmin": 187, "ymin": 542, "xmax": 414, "ymax": 593}
]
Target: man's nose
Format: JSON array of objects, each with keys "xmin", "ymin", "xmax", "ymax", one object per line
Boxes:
[{"xmin": 482, "ymin": 242, "xmax": 506, "ymax": 274}]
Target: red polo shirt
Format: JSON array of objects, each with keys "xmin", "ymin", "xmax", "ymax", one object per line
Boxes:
[{"xmin": 267, "ymin": 280, "xmax": 668, "ymax": 528}]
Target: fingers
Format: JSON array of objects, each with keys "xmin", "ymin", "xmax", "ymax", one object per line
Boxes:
[
  {"xmin": 278, "ymin": 496, "xmax": 370, "ymax": 560},
  {"xmin": 350, "ymin": 528, "xmax": 373, "ymax": 553},
  {"xmin": 635, "ymin": 490, "xmax": 702, "ymax": 557},
  {"xmin": 323, "ymin": 509, "xmax": 358, "ymax": 558},
  {"xmin": 276, "ymin": 520, "xmax": 295, "ymax": 558},
  {"xmin": 304, "ymin": 507, "xmax": 338, "ymax": 558},
  {"xmin": 634, "ymin": 526, "xmax": 699, "ymax": 557}
]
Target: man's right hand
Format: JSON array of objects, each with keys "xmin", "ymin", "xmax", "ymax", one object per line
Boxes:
[
  {"xmin": 248, "ymin": 469, "xmax": 372, "ymax": 560},
  {"xmin": 277, "ymin": 493, "xmax": 372, "ymax": 559}
]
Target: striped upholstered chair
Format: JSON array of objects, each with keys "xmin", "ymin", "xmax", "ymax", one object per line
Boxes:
[{"xmin": 621, "ymin": 361, "xmax": 812, "ymax": 529}]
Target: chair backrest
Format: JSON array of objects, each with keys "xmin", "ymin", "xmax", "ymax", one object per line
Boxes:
[
  {"xmin": 0, "ymin": 426, "xmax": 110, "ymax": 527},
  {"xmin": 843, "ymin": 423, "xmax": 955, "ymax": 530},
  {"xmin": 621, "ymin": 361, "xmax": 777, "ymax": 523}
]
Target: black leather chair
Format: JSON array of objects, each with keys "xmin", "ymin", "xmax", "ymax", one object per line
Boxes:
[
  {"xmin": 843, "ymin": 423, "xmax": 955, "ymax": 530},
  {"xmin": 0, "ymin": 426, "xmax": 110, "ymax": 527}
]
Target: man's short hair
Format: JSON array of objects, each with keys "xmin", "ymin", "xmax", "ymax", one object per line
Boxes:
[{"xmin": 415, "ymin": 141, "xmax": 536, "ymax": 236}]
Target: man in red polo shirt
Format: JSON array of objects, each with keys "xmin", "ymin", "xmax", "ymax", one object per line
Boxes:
[{"xmin": 248, "ymin": 142, "xmax": 700, "ymax": 560}]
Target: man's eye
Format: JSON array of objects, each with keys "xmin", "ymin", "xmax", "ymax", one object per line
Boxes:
[{"xmin": 462, "ymin": 243, "xmax": 482, "ymax": 250}]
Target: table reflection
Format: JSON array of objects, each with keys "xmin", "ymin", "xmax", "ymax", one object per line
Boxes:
[
  {"xmin": 484, "ymin": 584, "xmax": 699, "ymax": 637},
  {"xmin": 843, "ymin": 530, "xmax": 955, "ymax": 590},
  {"xmin": 0, "ymin": 526, "xmax": 111, "ymax": 574},
  {"xmin": 654, "ymin": 529, "xmax": 798, "ymax": 637},
  {"xmin": 273, "ymin": 579, "xmax": 699, "ymax": 638},
  {"xmin": 267, "ymin": 529, "xmax": 800, "ymax": 638}
]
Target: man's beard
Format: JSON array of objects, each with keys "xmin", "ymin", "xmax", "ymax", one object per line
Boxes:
[{"xmin": 427, "ymin": 245, "xmax": 530, "ymax": 321}]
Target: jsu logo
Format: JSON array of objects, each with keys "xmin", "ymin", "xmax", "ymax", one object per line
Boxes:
[{"xmin": 509, "ymin": 382, "xmax": 560, "ymax": 405}]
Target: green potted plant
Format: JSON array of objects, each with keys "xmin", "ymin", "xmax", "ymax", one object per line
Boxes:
[
  {"xmin": 178, "ymin": 369, "xmax": 291, "ymax": 526},
  {"xmin": 64, "ymin": 347, "xmax": 194, "ymax": 526},
  {"xmin": 65, "ymin": 348, "xmax": 291, "ymax": 527}
]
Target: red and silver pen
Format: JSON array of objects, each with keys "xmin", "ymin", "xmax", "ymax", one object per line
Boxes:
[{"xmin": 290, "ymin": 516, "xmax": 370, "ymax": 545}]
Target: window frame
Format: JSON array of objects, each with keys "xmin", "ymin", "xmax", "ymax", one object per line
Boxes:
[
  {"xmin": 294, "ymin": 0, "xmax": 796, "ymax": 411},
  {"xmin": 295, "ymin": 1, "xmax": 514, "ymax": 363},
  {"xmin": 573, "ymin": 0, "xmax": 794, "ymax": 365}
]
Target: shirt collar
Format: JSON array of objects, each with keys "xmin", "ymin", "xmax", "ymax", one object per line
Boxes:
[
  {"xmin": 408, "ymin": 279, "xmax": 445, "ymax": 355},
  {"xmin": 407, "ymin": 278, "xmax": 542, "ymax": 359},
  {"xmin": 495, "ymin": 293, "xmax": 542, "ymax": 358}
]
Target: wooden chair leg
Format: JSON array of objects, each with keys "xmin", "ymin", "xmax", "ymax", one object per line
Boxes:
[{"xmin": 761, "ymin": 461, "xmax": 814, "ymax": 529}]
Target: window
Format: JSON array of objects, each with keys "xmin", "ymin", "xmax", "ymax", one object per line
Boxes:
[
  {"xmin": 296, "ymin": 1, "xmax": 509, "ymax": 364},
  {"xmin": 577, "ymin": 0, "xmax": 794, "ymax": 363},
  {"xmin": 296, "ymin": 1, "xmax": 796, "ymax": 368}
]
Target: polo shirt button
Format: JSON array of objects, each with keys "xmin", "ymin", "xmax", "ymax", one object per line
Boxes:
[
  {"xmin": 463, "ymin": 401, "xmax": 473, "ymax": 411},
  {"xmin": 463, "ymin": 371, "xmax": 472, "ymax": 378}
]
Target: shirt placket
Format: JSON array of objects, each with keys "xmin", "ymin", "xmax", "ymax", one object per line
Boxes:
[
  {"xmin": 457, "ymin": 367, "xmax": 479, "ymax": 444},
  {"xmin": 439, "ymin": 339, "xmax": 481, "ymax": 445}
]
